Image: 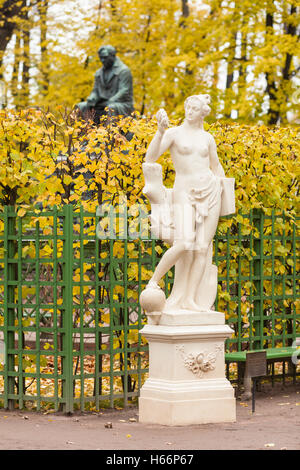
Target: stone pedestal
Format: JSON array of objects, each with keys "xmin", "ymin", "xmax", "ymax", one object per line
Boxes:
[{"xmin": 139, "ymin": 312, "xmax": 236, "ymax": 426}]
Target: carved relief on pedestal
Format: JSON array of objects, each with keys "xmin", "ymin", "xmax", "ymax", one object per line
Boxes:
[{"xmin": 176, "ymin": 344, "xmax": 223, "ymax": 378}]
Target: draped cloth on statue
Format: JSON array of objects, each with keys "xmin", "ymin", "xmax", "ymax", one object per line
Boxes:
[
  {"xmin": 188, "ymin": 172, "xmax": 222, "ymax": 226},
  {"xmin": 168, "ymin": 171, "xmax": 222, "ymax": 310},
  {"xmin": 171, "ymin": 170, "xmax": 222, "ymax": 254}
]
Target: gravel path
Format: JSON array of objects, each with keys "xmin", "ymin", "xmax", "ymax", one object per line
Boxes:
[{"xmin": 0, "ymin": 382, "xmax": 299, "ymax": 451}]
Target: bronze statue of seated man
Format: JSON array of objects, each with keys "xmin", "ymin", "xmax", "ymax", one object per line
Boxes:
[{"xmin": 76, "ymin": 45, "xmax": 134, "ymax": 124}]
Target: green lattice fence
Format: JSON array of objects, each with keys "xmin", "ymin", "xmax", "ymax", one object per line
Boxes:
[{"xmin": 0, "ymin": 205, "xmax": 299, "ymax": 412}]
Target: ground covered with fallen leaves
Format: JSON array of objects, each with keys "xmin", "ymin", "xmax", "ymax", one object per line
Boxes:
[{"xmin": 0, "ymin": 381, "xmax": 299, "ymax": 450}]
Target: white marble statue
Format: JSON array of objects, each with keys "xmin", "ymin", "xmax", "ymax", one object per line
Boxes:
[{"xmin": 140, "ymin": 93, "xmax": 235, "ymax": 318}]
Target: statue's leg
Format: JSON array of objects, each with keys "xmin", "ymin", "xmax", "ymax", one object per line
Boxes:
[
  {"xmin": 181, "ymin": 199, "xmax": 221, "ymax": 310},
  {"xmin": 149, "ymin": 200, "xmax": 195, "ymax": 287},
  {"xmin": 149, "ymin": 241, "xmax": 188, "ymax": 285},
  {"xmin": 164, "ymin": 251, "xmax": 193, "ymax": 310}
]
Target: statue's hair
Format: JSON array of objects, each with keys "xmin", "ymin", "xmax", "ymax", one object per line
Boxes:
[
  {"xmin": 184, "ymin": 94, "xmax": 210, "ymax": 109},
  {"xmin": 98, "ymin": 45, "xmax": 116, "ymax": 56}
]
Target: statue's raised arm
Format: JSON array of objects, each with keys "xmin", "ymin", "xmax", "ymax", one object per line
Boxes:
[{"xmin": 145, "ymin": 109, "xmax": 174, "ymax": 163}]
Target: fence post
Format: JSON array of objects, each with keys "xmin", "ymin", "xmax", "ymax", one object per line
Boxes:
[
  {"xmin": 4, "ymin": 206, "xmax": 17, "ymax": 410},
  {"xmin": 61, "ymin": 204, "xmax": 74, "ymax": 413},
  {"xmin": 253, "ymin": 209, "xmax": 264, "ymax": 350}
]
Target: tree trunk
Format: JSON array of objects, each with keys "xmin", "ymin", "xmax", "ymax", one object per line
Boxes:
[
  {"xmin": 282, "ymin": 5, "xmax": 297, "ymax": 81},
  {"xmin": 20, "ymin": 2, "xmax": 31, "ymax": 107},
  {"xmin": 224, "ymin": 31, "xmax": 237, "ymax": 118},
  {"xmin": 0, "ymin": 0, "xmax": 27, "ymax": 71},
  {"xmin": 279, "ymin": 4, "xmax": 297, "ymax": 124},
  {"xmin": 37, "ymin": 0, "xmax": 49, "ymax": 95},
  {"xmin": 140, "ymin": 15, "xmax": 152, "ymax": 116},
  {"xmin": 181, "ymin": 0, "xmax": 189, "ymax": 18},
  {"xmin": 265, "ymin": 10, "xmax": 279, "ymax": 125},
  {"xmin": 236, "ymin": 12, "xmax": 248, "ymax": 118},
  {"xmin": 11, "ymin": 31, "xmax": 21, "ymax": 105}
]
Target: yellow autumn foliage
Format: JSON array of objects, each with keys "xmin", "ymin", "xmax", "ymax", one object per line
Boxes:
[
  {"xmin": 0, "ymin": 108, "xmax": 298, "ymax": 353},
  {"xmin": 1, "ymin": 108, "xmax": 297, "ymax": 214}
]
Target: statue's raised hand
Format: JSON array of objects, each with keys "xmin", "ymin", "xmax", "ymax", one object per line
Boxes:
[{"xmin": 156, "ymin": 109, "xmax": 169, "ymax": 134}]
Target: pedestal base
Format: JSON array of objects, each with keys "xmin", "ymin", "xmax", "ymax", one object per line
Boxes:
[
  {"xmin": 139, "ymin": 312, "xmax": 236, "ymax": 426},
  {"xmin": 139, "ymin": 378, "xmax": 235, "ymax": 425}
]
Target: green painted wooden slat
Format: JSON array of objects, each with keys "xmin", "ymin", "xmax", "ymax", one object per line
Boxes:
[
  {"xmin": 226, "ymin": 346, "xmax": 298, "ymax": 363},
  {"xmin": 4, "ymin": 206, "xmax": 16, "ymax": 410},
  {"xmin": 61, "ymin": 204, "xmax": 74, "ymax": 413}
]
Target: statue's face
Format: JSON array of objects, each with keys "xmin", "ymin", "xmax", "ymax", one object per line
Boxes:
[
  {"xmin": 185, "ymin": 101, "xmax": 203, "ymax": 122},
  {"xmin": 185, "ymin": 95, "xmax": 211, "ymax": 121},
  {"xmin": 99, "ymin": 50, "xmax": 115, "ymax": 69}
]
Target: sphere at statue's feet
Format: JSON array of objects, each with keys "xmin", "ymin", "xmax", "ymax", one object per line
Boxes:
[{"xmin": 140, "ymin": 287, "xmax": 166, "ymax": 313}]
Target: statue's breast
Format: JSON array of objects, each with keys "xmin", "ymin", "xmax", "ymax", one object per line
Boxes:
[
  {"xmin": 174, "ymin": 140, "xmax": 209, "ymax": 160},
  {"xmin": 176, "ymin": 143, "xmax": 194, "ymax": 155}
]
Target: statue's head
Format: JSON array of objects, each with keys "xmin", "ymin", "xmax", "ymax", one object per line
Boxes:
[
  {"xmin": 184, "ymin": 94, "xmax": 211, "ymax": 121},
  {"xmin": 98, "ymin": 45, "xmax": 116, "ymax": 69}
]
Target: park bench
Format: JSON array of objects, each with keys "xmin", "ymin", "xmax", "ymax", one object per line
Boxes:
[{"xmin": 225, "ymin": 344, "xmax": 300, "ymax": 396}]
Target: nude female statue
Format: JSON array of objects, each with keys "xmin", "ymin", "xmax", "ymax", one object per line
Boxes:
[{"xmin": 141, "ymin": 94, "xmax": 235, "ymax": 315}]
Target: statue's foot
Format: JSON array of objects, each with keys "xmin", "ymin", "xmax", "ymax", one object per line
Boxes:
[
  {"xmin": 181, "ymin": 299, "xmax": 202, "ymax": 311},
  {"xmin": 164, "ymin": 296, "xmax": 183, "ymax": 311}
]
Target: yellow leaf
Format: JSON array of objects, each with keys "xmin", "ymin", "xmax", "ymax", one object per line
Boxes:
[{"xmin": 17, "ymin": 208, "xmax": 27, "ymax": 217}]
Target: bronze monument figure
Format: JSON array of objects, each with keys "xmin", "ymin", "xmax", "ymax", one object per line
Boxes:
[{"xmin": 77, "ymin": 45, "xmax": 134, "ymax": 123}]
